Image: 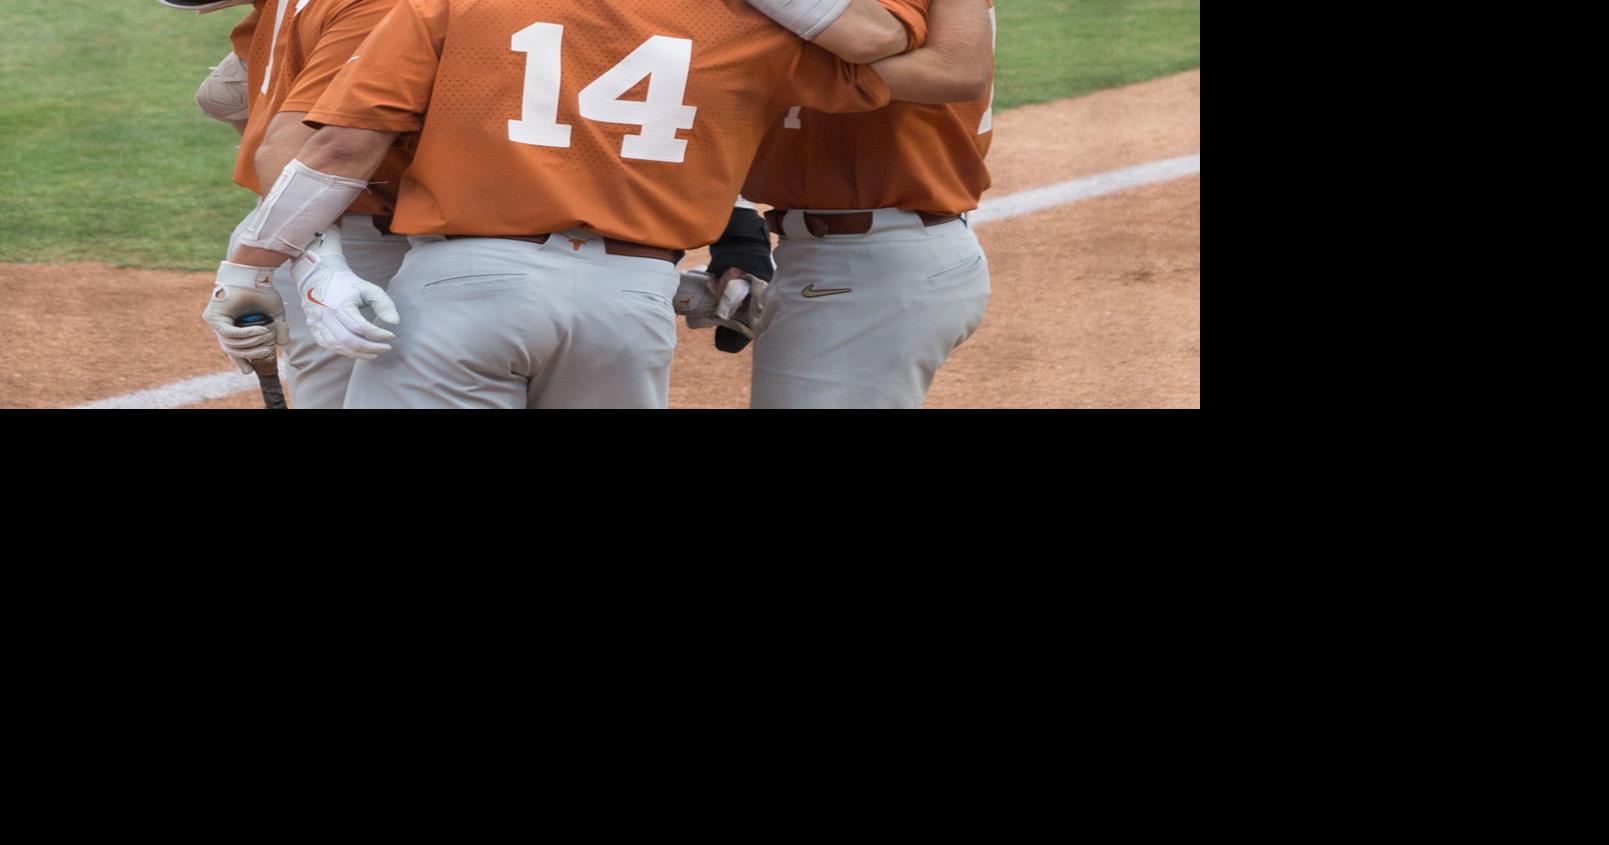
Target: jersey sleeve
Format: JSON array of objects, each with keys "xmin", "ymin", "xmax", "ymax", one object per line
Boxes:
[
  {"xmin": 879, "ymin": 0, "xmax": 930, "ymax": 51},
  {"xmin": 772, "ymin": 44, "xmax": 892, "ymax": 115},
  {"xmin": 304, "ymin": 0, "xmax": 448, "ymax": 133},
  {"xmin": 229, "ymin": 7, "xmax": 259, "ymax": 61},
  {"xmin": 281, "ymin": 0, "xmax": 403, "ymax": 114}
]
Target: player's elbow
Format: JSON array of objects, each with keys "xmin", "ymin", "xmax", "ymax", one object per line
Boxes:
[
  {"xmin": 931, "ymin": 58, "xmax": 991, "ymax": 102},
  {"xmin": 195, "ymin": 53, "xmax": 249, "ymax": 124}
]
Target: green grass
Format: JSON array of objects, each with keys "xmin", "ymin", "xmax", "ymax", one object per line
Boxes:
[
  {"xmin": 0, "ymin": 1, "xmax": 254, "ymax": 270},
  {"xmin": 0, "ymin": 0, "xmax": 1200, "ymax": 271},
  {"xmin": 995, "ymin": 0, "xmax": 1201, "ymax": 109}
]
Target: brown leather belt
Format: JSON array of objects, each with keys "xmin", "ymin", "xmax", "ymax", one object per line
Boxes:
[
  {"xmin": 445, "ymin": 233, "xmax": 681, "ymax": 264},
  {"xmin": 764, "ymin": 209, "xmax": 963, "ymax": 238}
]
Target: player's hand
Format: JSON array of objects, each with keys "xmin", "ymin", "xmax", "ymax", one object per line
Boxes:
[
  {"xmin": 674, "ymin": 269, "xmax": 719, "ymax": 321},
  {"xmin": 292, "ymin": 227, "xmax": 400, "ymax": 360},
  {"xmin": 676, "ymin": 268, "xmax": 767, "ymax": 351},
  {"xmin": 202, "ymin": 261, "xmax": 289, "ymax": 375},
  {"xmin": 712, "ymin": 266, "xmax": 767, "ymax": 353}
]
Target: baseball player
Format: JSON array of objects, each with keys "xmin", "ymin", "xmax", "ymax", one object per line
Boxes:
[
  {"xmin": 193, "ymin": 0, "xmax": 415, "ymax": 410},
  {"xmin": 218, "ymin": 0, "xmax": 968, "ymax": 409},
  {"xmin": 719, "ymin": 0, "xmax": 997, "ymax": 408},
  {"xmin": 684, "ymin": 0, "xmax": 943, "ymax": 351}
]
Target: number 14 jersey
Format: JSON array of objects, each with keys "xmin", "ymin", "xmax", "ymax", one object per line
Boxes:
[{"xmin": 306, "ymin": 0, "xmax": 893, "ymax": 250}]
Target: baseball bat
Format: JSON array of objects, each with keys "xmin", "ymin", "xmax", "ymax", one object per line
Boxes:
[{"xmin": 233, "ymin": 314, "xmax": 288, "ymax": 410}]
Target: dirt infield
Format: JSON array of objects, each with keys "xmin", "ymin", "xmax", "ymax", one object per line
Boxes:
[{"xmin": 0, "ymin": 70, "xmax": 1200, "ymax": 409}]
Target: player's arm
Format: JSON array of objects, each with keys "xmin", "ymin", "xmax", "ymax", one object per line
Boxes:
[
  {"xmin": 251, "ymin": 0, "xmax": 407, "ymax": 193},
  {"xmin": 682, "ymin": 200, "xmax": 772, "ymax": 354},
  {"xmin": 228, "ymin": 125, "xmax": 399, "ymax": 270},
  {"xmin": 252, "ymin": 111, "xmax": 315, "ymax": 190},
  {"xmin": 777, "ymin": 1, "xmax": 984, "ymax": 115},
  {"xmin": 809, "ymin": 0, "xmax": 912, "ymax": 63},
  {"xmin": 872, "ymin": 0, "xmax": 991, "ymax": 104},
  {"xmin": 709, "ymin": 201, "xmax": 774, "ymax": 289},
  {"xmin": 205, "ymin": 0, "xmax": 440, "ymax": 363},
  {"xmin": 220, "ymin": 124, "xmax": 402, "ymax": 360},
  {"xmin": 745, "ymin": 1, "xmax": 909, "ymax": 62},
  {"xmin": 231, "ymin": 0, "xmax": 442, "ymax": 269}
]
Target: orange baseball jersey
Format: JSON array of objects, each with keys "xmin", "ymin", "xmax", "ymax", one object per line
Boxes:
[
  {"xmin": 305, "ymin": 0, "xmax": 894, "ymax": 250},
  {"xmin": 229, "ymin": 6, "xmax": 259, "ymax": 61},
  {"xmin": 743, "ymin": 0, "xmax": 996, "ymax": 216},
  {"xmin": 234, "ymin": 0, "xmax": 410, "ymax": 216}
]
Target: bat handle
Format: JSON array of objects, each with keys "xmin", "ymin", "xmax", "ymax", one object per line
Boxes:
[{"xmin": 232, "ymin": 313, "xmax": 288, "ymax": 410}]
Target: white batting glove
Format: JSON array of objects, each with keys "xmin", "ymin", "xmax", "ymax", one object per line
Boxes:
[
  {"xmin": 291, "ymin": 226, "xmax": 400, "ymax": 360},
  {"xmin": 202, "ymin": 261, "xmax": 289, "ymax": 375},
  {"xmin": 676, "ymin": 269, "xmax": 767, "ymax": 338}
]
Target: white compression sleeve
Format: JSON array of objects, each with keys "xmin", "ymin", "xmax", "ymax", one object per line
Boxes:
[
  {"xmin": 745, "ymin": 0, "xmax": 854, "ymax": 40},
  {"xmin": 237, "ymin": 159, "xmax": 368, "ymax": 258}
]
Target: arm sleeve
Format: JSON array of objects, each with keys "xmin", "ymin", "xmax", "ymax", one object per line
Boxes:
[
  {"xmin": 772, "ymin": 44, "xmax": 892, "ymax": 114},
  {"xmin": 747, "ymin": 0, "xmax": 853, "ymax": 41},
  {"xmin": 304, "ymin": 0, "xmax": 448, "ymax": 133},
  {"xmin": 229, "ymin": 7, "xmax": 259, "ymax": 61},
  {"xmin": 281, "ymin": 0, "xmax": 405, "ymax": 113},
  {"xmin": 879, "ymin": 0, "xmax": 930, "ymax": 51}
]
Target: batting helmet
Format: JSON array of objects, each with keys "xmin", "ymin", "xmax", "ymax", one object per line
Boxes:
[{"xmin": 158, "ymin": 1, "xmax": 255, "ymax": 13}]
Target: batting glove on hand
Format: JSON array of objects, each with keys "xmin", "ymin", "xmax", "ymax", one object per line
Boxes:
[
  {"xmin": 292, "ymin": 226, "xmax": 400, "ymax": 360},
  {"xmin": 676, "ymin": 268, "xmax": 767, "ymax": 351},
  {"xmin": 202, "ymin": 261, "xmax": 289, "ymax": 375}
]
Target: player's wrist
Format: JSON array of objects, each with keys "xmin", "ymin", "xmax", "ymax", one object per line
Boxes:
[
  {"xmin": 708, "ymin": 250, "xmax": 774, "ymax": 283},
  {"xmin": 216, "ymin": 261, "xmax": 276, "ymax": 289}
]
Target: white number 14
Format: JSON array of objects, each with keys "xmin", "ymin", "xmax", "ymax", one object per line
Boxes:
[{"xmin": 508, "ymin": 23, "xmax": 699, "ymax": 164}]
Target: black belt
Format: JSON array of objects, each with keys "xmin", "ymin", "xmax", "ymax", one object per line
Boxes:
[
  {"xmin": 764, "ymin": 209, "xmax": 963, "ymax": 238},
  {"xmin": 444, "ymin": 233, "xmax": 682, "ymax": 264}
]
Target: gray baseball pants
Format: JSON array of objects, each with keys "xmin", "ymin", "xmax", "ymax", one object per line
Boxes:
[
  {"xmin": 343, "ymin": 234, "xmax": 681, "ymax": 409},
  {"xmin": 753, "ymin": 209, "xmax": 991, "ymax": 409}
]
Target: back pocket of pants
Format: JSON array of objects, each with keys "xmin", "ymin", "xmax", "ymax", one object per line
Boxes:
[
  {"xmin": 923, "ymin": 253, "xmax": 987, "ymax": 288},
  {"xmin": 420, "ymin": 273, "xmax": 530, "ymax": 298}
]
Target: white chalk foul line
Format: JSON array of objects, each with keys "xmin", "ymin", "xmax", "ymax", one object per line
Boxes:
[
  {"xmin": 74, "ymin": 152, "xmax": 1200, "ymax": 410},
  {"xmin": 969, "ymin": 153, "xmax": 1200, "ymax": 226},
  {"xmin": 74, "ymin": 370, "xmax": 269, "ymax": 410}
]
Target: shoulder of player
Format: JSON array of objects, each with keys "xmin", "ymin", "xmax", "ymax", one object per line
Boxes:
[
  {"xmin": 297, "ymin": 0, "xmax": 395, "ymax": 38},
  {"xmin": 306, "ymin": 0, "xmax": 394, "ymax": 23}
]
